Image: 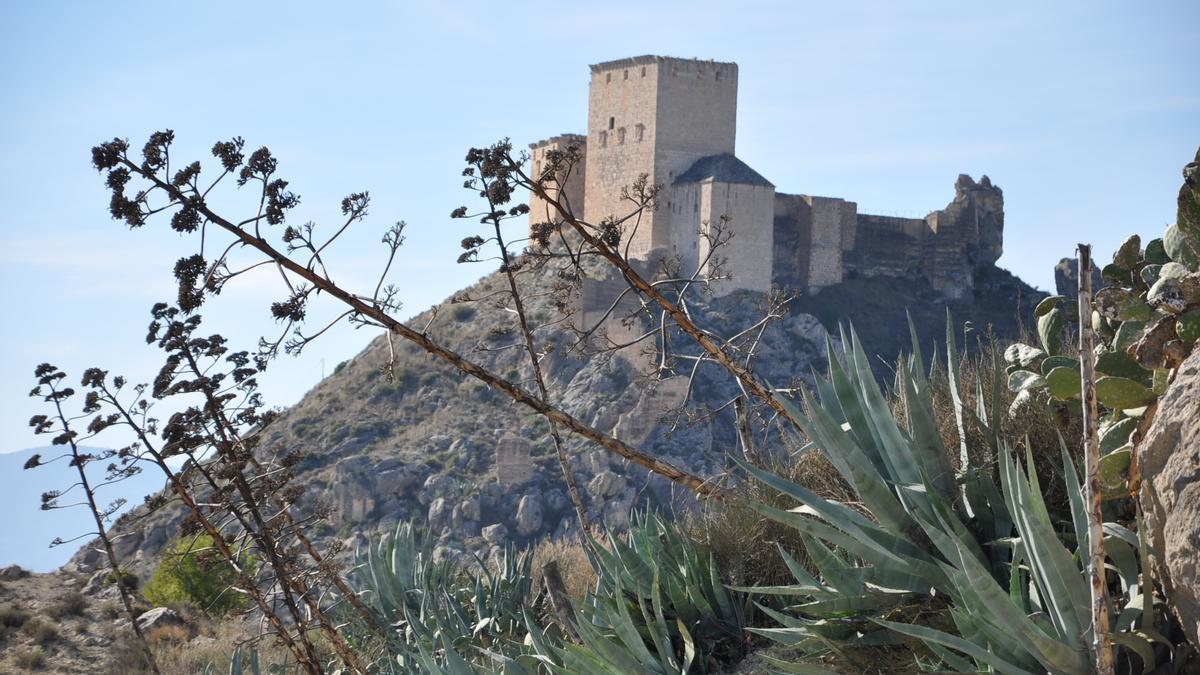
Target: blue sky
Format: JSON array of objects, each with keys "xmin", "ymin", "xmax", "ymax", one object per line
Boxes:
[{"xmin": 1, "ymin": 1, "xmax": 1197, "ymax": 455}]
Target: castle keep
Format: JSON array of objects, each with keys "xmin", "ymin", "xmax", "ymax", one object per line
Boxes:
[{"xmin": 529, "ymin": 55, "xmax": 1004, "ymax": 299}]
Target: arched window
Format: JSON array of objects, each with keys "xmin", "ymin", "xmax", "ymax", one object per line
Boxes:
[
  {"xmin": 605, "ymin": 72, "xmax": 611, "ymax": 83},
  {"xmin": 608, "ymin": 117, "xmax": 615, "ymax": 130},
  {"xmin": 599, "ymin": 131, "xmax": 607, "ymax": 148},
  {"xmin": 617, "ymin": 128, "xmax": 626, "ymax": 145},
  {"xmin": 635, "ymin": 123, "xmax": 645, "ymax": 142}
]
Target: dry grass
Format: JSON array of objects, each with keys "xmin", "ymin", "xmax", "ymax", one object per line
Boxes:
[
  {"xmin": 531, "ymin": 536, "xmax": 598, "ymax": 600},
  {"xmin": 106, "ymin": 614, "xmax": 307, "ymax": 674},
  {"xmin": 895, "ymin": 334, "xmax": 1082, "ymax": 514},
  {"xmin": 10, "ymin": 646, "xmax": 46, "ymax": 671},
  {"xmin": 686, "ymin": 449, "xmax": 856, "ymax": 590}
]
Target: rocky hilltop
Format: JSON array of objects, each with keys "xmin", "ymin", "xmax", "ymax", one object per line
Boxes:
[{"xmin": 69, "ymin": 257, "xmax": 1044, "ymax": 579}]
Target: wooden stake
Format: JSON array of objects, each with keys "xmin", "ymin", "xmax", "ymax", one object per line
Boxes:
[
  {"xmin": 1078, "ymin": 244, "xmax": 1114, "ymax": 675},
  {"xmin": 542, "ymin": 560, "xmax": 580, "ymax": 642}
]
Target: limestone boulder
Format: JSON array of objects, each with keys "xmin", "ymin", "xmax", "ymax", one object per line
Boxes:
[
  {"xmin": 515, "ymin": 495, "xmax": 543, "ymax": 536},
  {"xmin": 420, "ymin": 474, "xmax": 456, "ymax": 505},
  {"xmin": 587, "ymin": 470, "xmax": 626, "ymax": 498},
  {"xmin": 428, "ymin": 497, "xmax": 452, "ymax": 532},
  {"xmin": 136, "ymin": 607, "xmax": 187, "ymax": 634},
  {"xmin": 482, "ymin": 524, "xmax": 508, "ymax": 545},
  {"xmin": 1138, "ymin": 348, "xmax": 1200, "ymax": 644}
]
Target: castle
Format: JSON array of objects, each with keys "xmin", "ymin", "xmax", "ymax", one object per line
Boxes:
[{"xmin": 528, "ymin": 55, "xmax": 1004, "ymax": 300}]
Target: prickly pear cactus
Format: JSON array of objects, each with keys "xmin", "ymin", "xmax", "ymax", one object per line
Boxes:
[{"xmin": 1003, "ymin": 147, "xmax": 1200, "ymax": 492}]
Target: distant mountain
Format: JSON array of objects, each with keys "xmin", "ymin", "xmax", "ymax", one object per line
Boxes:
[{"xmin": 0, "ymin": 447, "xmax": 164, "ymax": 572}]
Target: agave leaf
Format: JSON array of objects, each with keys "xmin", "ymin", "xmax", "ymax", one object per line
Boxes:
[
  {"xmin": 1000, "ymin": 450, "xmax": 1090, "ymax": 644},
  {"xmin": 737, "ymin": 458, "xmax": 911, "ymax": 564},
  {"xmin": 1110, "ymin": 632, "xmax": 1156, "ymax": 674},
  {"xmin": 1059, "ymin": 437, "xmax": 1089, "ymax": 557},
  {"xmin": 874, "ymin": 619, "xmax": 1039, "ymax": 675},
  {"xmin": 801, "ymin": 535, "xmax": 865, "ymax": 596}
]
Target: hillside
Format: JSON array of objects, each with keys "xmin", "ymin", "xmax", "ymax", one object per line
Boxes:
[{"xmin": 64, "ymin": 257, "xmax": 1044, "ymax": 579}]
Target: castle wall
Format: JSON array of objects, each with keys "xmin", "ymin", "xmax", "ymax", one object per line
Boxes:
[
  {"xmin": 771, "ymin": 194, "xmax": 853, "ymax": 291},
  {"xmin": 846, "ymin": 214, "xmax": 928, "ymax": 278},
  {"xmin": 528, "ymin": 135, "xmax": 587, "ymax": 242},
  {"xmin": 772, "ymin": 194, "xmax": 812, "ymax": 287},
  {"xmin": 804, "ymin": 196, "xmax": 853, "ymax": 289}
]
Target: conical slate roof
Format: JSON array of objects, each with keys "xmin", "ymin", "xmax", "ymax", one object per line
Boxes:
[{"xmin": 674, "ymin": 153, "xmax": 773, "ymax": 188}]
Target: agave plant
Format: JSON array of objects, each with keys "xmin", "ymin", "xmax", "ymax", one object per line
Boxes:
[
  {"xmin": 555, "ymin": 511, "xmax": 752, "ymax": 673},
  {"xmin": 348, "ymin": 521, "xmax": 542, "ymax": 673},
  {"xmin": 742, "ymin": 321, "xmax": 1172, "ymax": 673}
]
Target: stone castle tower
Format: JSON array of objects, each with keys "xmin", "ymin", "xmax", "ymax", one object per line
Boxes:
[{"xmin": 529, "ymin": 55, "xmax": 1004, "ymax": 300}]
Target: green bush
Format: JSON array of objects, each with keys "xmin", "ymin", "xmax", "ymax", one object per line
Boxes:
[
  {"xmin": 143, "ymin": 534, "xmax": 257, "ymax": 616},
  {"xmin": 104, "ymin": 568, "xmax": 139, "ymax": 592}
]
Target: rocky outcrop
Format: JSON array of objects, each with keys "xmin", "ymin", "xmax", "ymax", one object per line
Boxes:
[
  {"xmin": 136, "ymin": 606, "xmax": 188, "ymax": 633},
  {"xmin": 1054, "ymin": 257, "xmax": 1105, "ymax": 298},
  {"xmin": 66, "ymin": 252, "xmax": 1042, "ymax": 577},
  {"xmin": 1139, "ymin": 348, "xmax": 1200, "ymax": 645}
]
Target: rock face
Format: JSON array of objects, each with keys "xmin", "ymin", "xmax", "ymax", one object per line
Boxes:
[
  {"xmin": 1139, "ymin": 348, "xmax": 1200, "ymax": 644},
  {"xmin": 1054, "ymin": 257, "xmax": 1105, "ymax": 298}
]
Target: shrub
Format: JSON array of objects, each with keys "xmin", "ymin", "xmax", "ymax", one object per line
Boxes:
[
  {"xmin": 0, "ymin": 604, "xmax": 30, "ymax": 629},
  {"xmin": 101, "ymin": 568, "xmax": 139, "ymax": 592},
  {"xmin": 11, "ymin": 647, "xmax": 45, "ymax": 670},
  {"xmin": 20, "ymin": 617, "xmax": 58, "ymax": 646},
  {"xmin": 451, "ymin": 304, "xmax": 476, "ymax": 322},
  {"xmin": 46, "ymin": 590, "xmax": 87, "ymax": 619},
  {"xmin": 143, "ymin": 534, "xmax": 257, "ymax": 616}
]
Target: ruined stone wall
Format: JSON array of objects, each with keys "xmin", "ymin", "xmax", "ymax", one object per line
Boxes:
[
  {"xmin": 528, "ymin": 135, "xmax": 587, "ymax": 241},
  {"xmin": 770, "ymin": 194, "xmax": 853, "ymax": 291},
  {"xmin": 846, "ymin": 214, "xmax": 928, "ymax": 278},
  {"xmin": 919, "ymin": 175, "xmax": 1004, "ymax": 298}
]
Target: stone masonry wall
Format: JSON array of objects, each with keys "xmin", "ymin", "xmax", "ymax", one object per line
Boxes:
[
  {"xmin": 528, "ymin": 135, "xmax": 587, "ymax": 240},
  {"xmin": 846, "ymin": 214, "xmax": 928, "ymax": 278},
  {"xmin": 584, "ymin": 58, "xmax": 665, "ymax": 253},
  {"xmin": 804, "ymin": 196, "xmax": 853, "ymax": 289},
  {"xmin": 698, "ymin": 181, "xmax": 775, "ymax": 294},
  {"xmin": 584, "ymin": 56, "xmax": 737, "ymax": 261}
]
